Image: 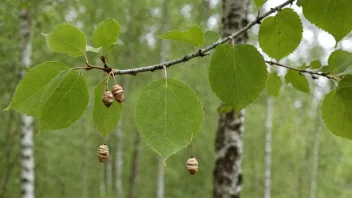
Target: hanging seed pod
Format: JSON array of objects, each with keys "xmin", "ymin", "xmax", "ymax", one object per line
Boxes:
[
  {"xmin": 102, "ymin": 90, "xmax": 114, "ymax": 107},
  {"xmin": 186, "ymin": 157, "xmax": 198, "ymax": 175},
  {"xmin": 112, "ymin": 84, "xmax": 124, "ymax": 103},
  {"xmin": 97, "ymin": 144, "xmax": 109, "ymax": 163}
]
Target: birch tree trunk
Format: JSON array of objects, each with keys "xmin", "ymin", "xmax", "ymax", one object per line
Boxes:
[
  {"xmin": 309, "ymin": 108, "xmax": 322, "ymax": 198},
  {"xmin": 264, "ymin": 96, "xmax": 273, "ymax": 198},
  {"xmin": 19, "ymin": 8, "xmax": 35, "ymax": 198},
  {"xmin": 81, "ymin": 118, "xmax": 88, "ymax": 198},
  {"xmin": 213, "ymin": 0, "xmax": 249, "ymax": 197},
  {"xmin": 115, "ymin": 119, "xmax": 124, "ymax": 198},
  {"xmin": 100, "ymin": 166, "xmax": 106, "ymax": 198},
  {"xmin": 157, "ymin": 1, "xmax": 170, "ymax": 198},
  {"xmin": 127, "ymin": 133, "xmax": 142, "ymax": 198}
]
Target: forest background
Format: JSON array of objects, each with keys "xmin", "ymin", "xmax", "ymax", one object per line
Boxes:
[{"xmin": 1, "ymin": 0, "xmax": 352, "ymax": 198}]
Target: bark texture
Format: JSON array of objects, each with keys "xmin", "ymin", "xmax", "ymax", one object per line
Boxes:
[
  {"xmin": 264, "ymin": 96, "xmax": 273, "ymax": 198},
  {"xmin": 213, "ymin": 0, "xmax": 249, "ymax": 198},
  {"xmin": 19, "ymin": 8, "xmax": 35, "ymax": 198}
]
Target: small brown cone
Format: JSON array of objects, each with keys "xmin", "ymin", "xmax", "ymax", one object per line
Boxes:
[
  {"xmin": 102, "ymin": 90, "xmax": 114, "ymax": 107},
  {"xmin": 112, "ymin": 84, "xmax": 124, "ymax": 103},
  {"xmin": 186, "ymin": 157, "xmax": 198, "ymax": 175},
  {"xmin": 97, "ymin": 144, "xmax": 109, "ymax": 163}
]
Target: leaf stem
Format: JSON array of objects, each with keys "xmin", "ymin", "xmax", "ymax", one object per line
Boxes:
[{"xmin": 265, "ymin": 61, "xmax": 339, "ymax": 81}]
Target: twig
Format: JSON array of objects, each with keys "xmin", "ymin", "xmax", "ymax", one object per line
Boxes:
[
  {"xmin": 72, "ymin": 1, "xmax": 303, "ymax": 80},
  {"xmin": 265, "ymin": 61, "xmax": 339, "ymax": 81},
  {"xmin": 107, "ymin": 0, "xmax": 295, "ymax": 75}
]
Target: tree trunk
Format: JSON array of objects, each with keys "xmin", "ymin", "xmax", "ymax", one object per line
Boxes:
[
  {"xmin": 100, "ymin": 166, "xmax": 106, "ymax": 198},
  {"xmin": 82, "ymin": 118, "xmax": 88, "ymax": 198},
  {"xmin": 264, "ymin": 96, "xmax": 273, "ymax": 198},
  {"xmin": 309, "ymin": 109, "xmax": 322, "ymax": 198},
  {"xmin": 156, "ymin": 1, "xmax": 170, "ymax": 198},
  {"xmin": 115, "ymin": 119, "xmax": 124, "ymax": 198},
  {"xmin": 213, "ymin": 0, "xmax": 249, "ymax": 198},
  {"xmin": 19, "ymin": 8, "xmax": 35, "ymax": 198},
  {"xmin": 106, "ymin": 156, "xmax": 112, "ymax": 197},
  {"xmin": 127, "ymin": 133, "xmax": 142, "ymax": 198}
]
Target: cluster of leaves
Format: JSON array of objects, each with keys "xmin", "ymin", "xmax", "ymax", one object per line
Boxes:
[{"xmin": 6, "ymin": 0, "xmax": 352, "ymax": 162}]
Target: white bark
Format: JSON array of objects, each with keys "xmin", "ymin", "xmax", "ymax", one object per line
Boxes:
[
  {"xmin": 156, "ymin": 157, "xmax": 164, "ymax": 198},
  {"xmin": 264, "ymin": 96, "xmax": 273, "ymax": 198},
  {"xmin": 115, "ymin": 121, "xmax": 124, "ymax": 198},
  {"xmin": 214, "ymin": 0, "xmax": 249, "ymax": 197},
  {"xmin": 19, "ymin": 8, "xmax": 35, "ymax": 198},
  {"xmin": 157, "ymin": 1, "xmax": 169, "ymax": 198}
]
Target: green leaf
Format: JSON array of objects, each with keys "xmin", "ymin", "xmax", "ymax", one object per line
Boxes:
[
  {"xmin": 301, "ymin": 0, "xmax": 352, "ymax": 44},
  {"xmin": 267, "ymin": 72, "xmax": 282, "ymax": 97},
  {"xmin": 160, "ymin": 25, "xmax": 204, "ymax": 48},
  {"xmin": 299, "ymin": 63, "xmax": 309, "ymax": 69},
  {"xmin": 203, "ymin": 30, "xmax": 220, "ymax": 47},
  {"xmin": 327, "ymin": 49, "xmax": 352, "ymax": 75},
  {"xmin": 309, "ymin": 60, "xmax": 322, "ymax": 69},
  {"xmin": 258, "ymin": 8, "xmax": 303, "ymax": 61},
  {"xmin": 135, "ymin": 78, "xmax": 203, "ymax": 161},
  {"xmin": 6, "ymin": 62, "xmax": 69, "ymax": 118},
  {"xmin": 297, "ymin": 0, "xmax": 304, "ymax": 6},
  {"xmin": 44, "ymin": 23, "xmax": 86, "ymax": 57},
  {"xmin": 92, "ymin": 18, "xmax": 121, "ymax": 51},
  {"xmin": 39, "ymin": 70, "xmax": 89, "ymax": 131},
  {"xmin": 209, "ymin": 44, "xmax": 268, "ymax": 112},
  {"xmin": 321, "ymin": 75, "xmax": 352, "ymax": 139},
  {"xmin": 86, "ymin": 45, "xmax": 101, "ymax": 53},
  {"xmin": 254, "ymin": 0, "xmax": 265, "ymax": 8},
  {"xmin": 93, "ymin": 80, "xmax": 123, "ymax": 136},
  {"xmin": 285, "ymin": 70, "xmax": 310, "ymax": 93}
]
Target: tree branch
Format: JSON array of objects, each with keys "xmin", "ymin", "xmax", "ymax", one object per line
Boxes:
[
  {"xmin": 265, "ymin": 61, "xmax": 339, "ymax": 81},
  {"xmin": 108, "ymin": 0, "xmax": 296, "ymax": 75}
]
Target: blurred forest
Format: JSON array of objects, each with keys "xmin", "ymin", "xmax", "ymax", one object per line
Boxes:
[{"xmin": 1, "ymin": 0, "xmax": 352, "ymax": 198}]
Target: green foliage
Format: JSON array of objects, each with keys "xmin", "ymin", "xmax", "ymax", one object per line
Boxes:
[
  {"xmin": 301, "ymin": 0, "xmax": 352, "ymax": 44},
  {"xmin": 6, "ymin": 61, "xmax": 88, "ymax": 131},
  {"xmin": 267, "ymin": 72, "xmax": 282, "ymax": 97},
  {"xmin": 285, "ymin": 70, "xmax": 310, "ymax": 93},
  {"xmin": 321, "ymin": 75, "xmax": 352, "ymax": 139},
  {"xmin": 86, "ymin": 45, "xmax": 101, "ymax": 53},
  {"xmin": 327, "ymin": 50, "xmax": 352, "ymax": 75},
  {"xmin": 258, "ymin": 8, "xmax": 303, "ymax": 61},
  {"xmin": 92, "ymin": 17, "xmax": 121, "ymax": 52},
  {"xmin": 254, "ymin": 0, "xmax": 265, "ymax": 8},
  {"xmin": 6, "ymin": 62, "xmax": 69, "ymax": 118},
  {"xmin": 203, "ymin": 30, "xmax": 220, "ymax": 47},
  {"xmin": 39, "ymin": 70, "xmax": 88, "ymax": 131},
  {"xmin": 309, "ymin": 60, "xmax": 322, "ymax": 69},
  {"xmin": 93, "ymin": 80, "xmax": 123, "ymax": 136},
  {"xmin": 135, "ymin": 78, "xmax": 203, "ymax": 161},
  {"xmin": 209, "ymin": 44, "xmax": 267, "ymax": 112},
  {"xmin": 43, "ymin": 23, "xmax": 87, "ymax": 57},
  {"xmin": 160, "ymin": 26, "xmax": 204, "ymax": 48}
]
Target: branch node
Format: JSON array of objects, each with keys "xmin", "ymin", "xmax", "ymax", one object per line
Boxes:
[{"xmin": 228, "ymin": 36, "xmax": 235, "ymax": 48}]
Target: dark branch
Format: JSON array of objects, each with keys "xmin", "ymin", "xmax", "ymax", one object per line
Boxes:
[
  {"xmin": 110, "ymin": 0, "xmax": 296, "ymax": 75},
  {"xmin": 265, "ymin": 61, "xmax": 339, "ymax": 81}
]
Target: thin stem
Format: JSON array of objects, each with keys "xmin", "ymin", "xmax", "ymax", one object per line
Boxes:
[
  {"xmin": 265, "ymin": 61, "xmax": 339, "ymax": 81},
  {"xmin": 104, "ymin": 0, "xmax": 295, "ymax": 75},
  {"xmin": 105, "ymin": 74, "xmax": 110, "ymax": 91}
]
